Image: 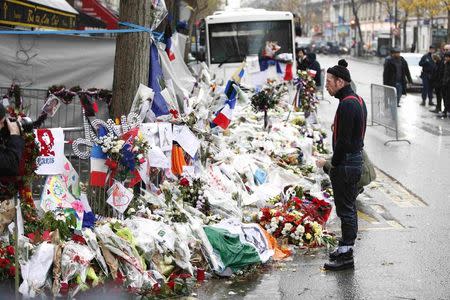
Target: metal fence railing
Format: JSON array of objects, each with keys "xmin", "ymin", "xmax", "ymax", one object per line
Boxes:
[
  {"xmin": 0, "ymin": 87, "xmax": 84, "ymax": 128},
  {"xmin": 370, "ymin": 83, "xmax": 410, "ymax": 145},
  {"xmin": 2, "ymin": 86, "xmax": 167, "ymax": 216}
]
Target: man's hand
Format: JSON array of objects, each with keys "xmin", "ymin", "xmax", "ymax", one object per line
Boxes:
[
  {"xmin": 6, "ymin": 118, "xmax": 20, "ymax": 135},
  {"xmin": 316, "ymin": 157, "xmax": 326, "ymax": 168}
]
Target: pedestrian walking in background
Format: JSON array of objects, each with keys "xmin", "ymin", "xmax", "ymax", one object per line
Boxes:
[
  {"xmin": 430, "ymin": 53, "xmax": 444, "ymax": 114},
  {"xmin": 305, "ymin": 52, "xmax": 321, "ymax": 87},
  {"xmin": 441, "ymin": 52, "xmax": 450, "ymax": 118},
  {"xmin": 383, "ymin": 48, "xmax": 413, "ymax": 107},
  {"xmin": 316, "ymin": 59, "xmax": 367, "ymax": 271},
  {"xmin": 296, "ymin": 47, "xmax": 308, "ymax": 71},
  {"xmin": 419, "ymin": 45, "xmax": 436, "ymax": 106}
]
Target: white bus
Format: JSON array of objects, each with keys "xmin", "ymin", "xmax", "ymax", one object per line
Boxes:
[{"xmin": 204, "ymin": 8, "xmax": 296, "ymax": 86}]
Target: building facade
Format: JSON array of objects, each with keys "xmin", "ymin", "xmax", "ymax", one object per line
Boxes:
[{"xmin": 304, "ymin": 0, "xmax": 448, "ymax": 54}]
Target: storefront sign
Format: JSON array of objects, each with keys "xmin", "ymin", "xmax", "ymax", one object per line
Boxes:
[{"xmin": 0, "ymin": 0, "xmax": 77, "ymax": 29}]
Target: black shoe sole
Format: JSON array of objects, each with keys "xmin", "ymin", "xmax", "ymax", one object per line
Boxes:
[{"xmin": 324, "ymin": 261, "xmax": 355, "ymax": 271}]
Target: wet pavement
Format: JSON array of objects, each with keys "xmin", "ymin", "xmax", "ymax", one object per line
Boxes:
[{"xmin": 196, "ymin": 55, "xmax": 450, "ymax": 299}]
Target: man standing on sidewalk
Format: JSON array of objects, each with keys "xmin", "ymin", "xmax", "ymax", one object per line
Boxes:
[
  {"xmin": 419, "ymin": 45, "xmax": 436, "ymax": 106},
  {"xmin": 441, "ymin": 52, "xmax": 450, "ymax": 118},
  {"xmin": 383, "ymin": 48, "xmax": 413, "ymax": 107},
  {"xmin": 316, "ymin": 59, "xmax": 367, "ymax": 271}
]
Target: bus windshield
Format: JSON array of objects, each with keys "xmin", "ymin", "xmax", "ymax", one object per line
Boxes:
[{"xmin": 208, "ymin": 20, "xmax": 293, "ymax": 64}]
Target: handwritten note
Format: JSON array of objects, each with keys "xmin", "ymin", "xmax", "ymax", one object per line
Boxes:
[
  {"xmin": 158, "ymin": 122, "xmax": 173, "ymax": 151},
  {"xmin": 140, "ymin": 123, "xmax": 159, "ymax": 146},
  {"xmin": 107, "ymin": 181, "xmax": 133, "ymax": 214},
  {"xmin": 173, "ymin": 125, "xmax": 200, "ymax": 158},
  {"xmin": 148, "ymin": 146, "xmax": 170, "ymax": 168}
]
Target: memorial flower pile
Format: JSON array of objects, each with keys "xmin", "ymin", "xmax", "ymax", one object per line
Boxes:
[
  {"xmin": 96, "ymin": 128, "xmax": 150, "ymax": 183},
  {"xmin": 255, "ymin": 195, "xmax": 335, "ymax": 247}
]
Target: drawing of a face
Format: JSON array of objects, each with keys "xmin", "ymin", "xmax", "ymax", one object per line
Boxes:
[{"xmin": 38, "ymin": 129, "xmax": 55, "ymax": 156}]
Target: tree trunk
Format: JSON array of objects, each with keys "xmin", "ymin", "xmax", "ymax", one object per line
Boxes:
[
  {"xmin": 350, "ymin": 0, "xmax": 364, "ymax": 56},
  {"xmin": 402, "ymin": 13, "xmax": 408, "ymax": 51},
  {"xmin": 448, "ymin": 9, "xmax": 450, "ymax": 43},
  {"xmin": 111, "ymin": 1, "xmax": 152, "ymax": 118}
]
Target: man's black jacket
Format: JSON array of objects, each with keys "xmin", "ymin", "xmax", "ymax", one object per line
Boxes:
[
  {"xmin": 331, "ymin": 85, "xmax": 367, "ymax": 167},
  {"xmin": 0, "ymin": 135, "xmax": 25, "ymax": 176},
  {"xmin": 383, "ymin": 56, "xmax": 412, "ymax": 95}
]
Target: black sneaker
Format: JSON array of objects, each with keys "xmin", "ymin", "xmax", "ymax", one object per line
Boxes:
[
  {"xmin": 430, "ymin": 109, "xmax": 440, "ymax": 113},
  {"xmin": 429, "ymin": 102, "xmax": 435, "ymax": 106},
  {"xmin": 329, "ymin": 248, "xmax": 340, "ymax": 261},
  {"xmin": 328, "ymin": 247, "xmax": 354, "ymax": 261},
  {"xmin": 324, "ymin": 250, "xmax": 354, "ymax": 271},
  {"xmin": 420, "ymin": 101, "xmax": 426, "ymax": 106}
]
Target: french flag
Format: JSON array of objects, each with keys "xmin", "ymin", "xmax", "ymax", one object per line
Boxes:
[
  {"xmin": 90, "ymin": 126, "xmax": 108, "ymax": 187},
  {"xmin": 212, "ymin": 97, "xmax": 236, "ymax": 129},
  {"xmin": 164, "ymin": 24, "xmax": 176, "ymax": 61},
  {"xmin": 211, "ymin": 64, "xmax": 243, "ymax": 129},
  {"xmin": 149, "ymin": 43, "xmax": 170, "ymax": 117}
]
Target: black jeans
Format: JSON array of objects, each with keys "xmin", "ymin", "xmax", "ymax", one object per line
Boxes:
[
  {"xmin": 443, "ymin": 87, "xmax": 450, "ymax": 113},
  {"xmin": 435, "ymin": 87, "xmax": 442, "ymax": 111},
  {"xmin": 330, "ymin": 151, "xmax": 363, "ymax": 246},
  {"xmin": 422, "ymin": 75, "xmax": 433, "ymax": 103}
]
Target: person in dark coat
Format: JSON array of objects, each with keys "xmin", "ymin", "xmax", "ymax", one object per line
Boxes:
[
  {"xmin": 383, "ymin": 48, "xmax": 413, "ymax": 107},
  {"xmin": 419, "ymin": 45, "xmax": 436, "ymax": 106},
  {"xmin": 0, "ymin": 105, "xmax": 24, "ymax": 177},
  {"xmin": 441, "ymin": 52, "xmax": 450, "ymax": 118},
  {"xmin": 305, "ymin": 52, "xmax": 322, "ymax": 87},
  {"xmin": 316, "ymin": 59, "xmax": 367, "ymax": 271},
  {"xmin": 296, "ymin": 47, "xmax": 308, "ymax": 71},
  {"xmin": 0, "ymin": 104, "xmax": 25, "ymax": 200},
  {"xmin": 430, "ymin": 53, "xmax": 444, "ymax": 113}
]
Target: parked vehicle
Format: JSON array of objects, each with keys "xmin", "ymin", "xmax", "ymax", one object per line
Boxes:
[
  {"xmin": 312, "ymin": 41, "xmax": 348, "ymax": 55},
  {"xmin": 295, "ymin": 36, "xmax": 312, "ymax": 53},
  {"xmin": 401, "ymin": 52, "xmax": 423, "ymax": 90},
  {"xmin": 311, "ymin": 40, "xmax": 326, "ymax": 54}
]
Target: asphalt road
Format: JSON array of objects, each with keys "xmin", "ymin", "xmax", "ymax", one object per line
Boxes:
[{"xmin": 197, "ymin": 55, "xmax": 450, "ymax": 300}]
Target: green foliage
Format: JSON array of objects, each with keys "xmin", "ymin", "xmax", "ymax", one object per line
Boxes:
[
  {"xmin": 250, "ymin": 83, "xmax": 287, "ymax": 113},
  {"xmin": 41, "ymin": 210, "xmax": 77, "ymax": 241}
]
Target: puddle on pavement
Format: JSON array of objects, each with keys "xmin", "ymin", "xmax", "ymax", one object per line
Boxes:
[{"xmin": 418, "ymin": 122, "xmax": 450, "ymax": 136}]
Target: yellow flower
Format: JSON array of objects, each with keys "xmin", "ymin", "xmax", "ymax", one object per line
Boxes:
[{"xmin": 305, "ymin": 233, "xmax": 312, "ymax": 240}]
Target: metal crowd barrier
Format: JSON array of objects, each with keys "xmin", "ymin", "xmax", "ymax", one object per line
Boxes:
[{"xmin": 370, "ymin": 83, "xmax": 411, "ymax": 145}]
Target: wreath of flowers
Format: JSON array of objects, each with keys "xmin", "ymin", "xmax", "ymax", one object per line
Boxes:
[
  {"xmin": 96, "ymin": 128, "xmax": 150, "ymax": 183},
  {"xmin": 295, "ymin": 70, "xmax": 319, "ymax": 117},
  {"xmin": 47, "ymin": 85, "xmax": 112, "ymax": 106},
  {"xmin": 178, "ymin": 177, "xmax": 211, "ymax": 215},
  {"xmin": 255, "ymin": 193, "xmax": 335, "ymax": 248},
  {"xmin": 250, "ymin": 82, "xmax": 287, "ymax": 113}
]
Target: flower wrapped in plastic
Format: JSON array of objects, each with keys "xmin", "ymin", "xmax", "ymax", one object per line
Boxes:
[
  {"xmin": 19, "ymin": 242, "xmax": 55, "ymax": 298},
  {"xmin": 60, "ymin": 241, "xmax": 95, "ymax": 290}
]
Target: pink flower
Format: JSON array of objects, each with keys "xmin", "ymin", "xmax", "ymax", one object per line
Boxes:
[{"xmin": 71, "ymin": 200, "xmax": 84, "ymax": 212}]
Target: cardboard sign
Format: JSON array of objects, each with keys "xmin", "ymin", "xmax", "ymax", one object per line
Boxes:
[{"xmin": 35, "ymin": 128, "xmax": 65, "ymax": 175}]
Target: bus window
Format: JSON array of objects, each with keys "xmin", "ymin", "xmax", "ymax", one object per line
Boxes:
[{"xmin": 208, "ymin": 20, "xmax": 293, "ymax": 64}]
